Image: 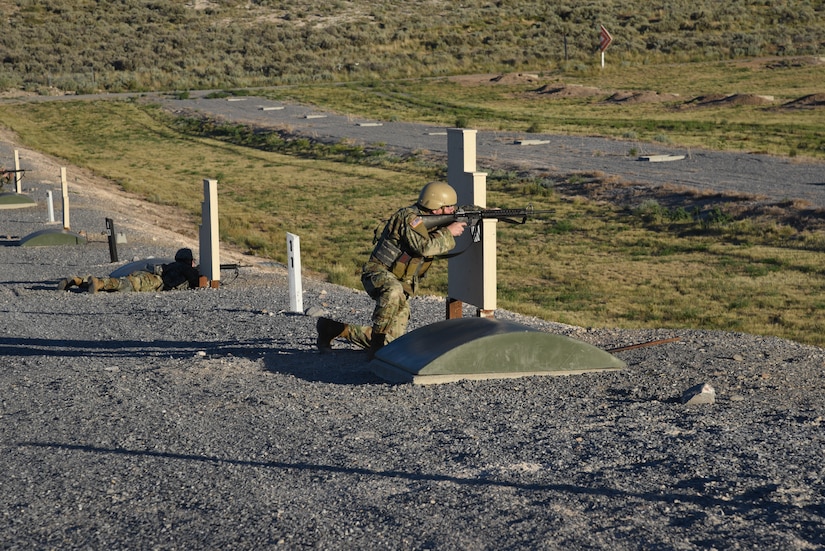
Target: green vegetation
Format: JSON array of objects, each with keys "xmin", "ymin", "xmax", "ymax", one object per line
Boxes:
[
  {"xmin": 1, "ymin": 1, "xmax": 824, "ymax": 94},
  {"xmin": 0, "ymin": 99, "xmax": 823, "ymax": 347}
]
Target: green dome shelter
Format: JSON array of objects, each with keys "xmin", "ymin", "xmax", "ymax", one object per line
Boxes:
[{"xmin": 370, "ymin": 318, "xmax": 625, "ymax": 385}]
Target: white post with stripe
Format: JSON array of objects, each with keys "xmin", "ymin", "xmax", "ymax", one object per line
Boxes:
[{"xmin": 287, "ymin": 232, "xmax": 303, "ymax": 313}]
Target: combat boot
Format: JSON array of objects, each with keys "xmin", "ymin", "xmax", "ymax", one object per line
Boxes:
[
  {"xmin": 316, "ymin": 317, "xmax": 349, "ymax": 352},
  {"xmin": 57, "ymin": 276, "xmax": 84, "ymax": 291},
  {"xmin": 368, "ymin": 332, "xmax": 386, "ymax": 360},
  {"xmin": 86, "ymin": 276, "xmax": 105, "ymax": 294}
]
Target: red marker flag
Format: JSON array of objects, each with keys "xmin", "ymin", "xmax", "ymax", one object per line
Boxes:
[{"xmin": 599, "ymin": 25, "xmax": 613, "ymax": 53}]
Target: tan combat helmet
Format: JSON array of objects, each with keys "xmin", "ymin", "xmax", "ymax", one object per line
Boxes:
[{"xmin": 417, "ymin": 182, "xmax": 457, "ymax": 211}]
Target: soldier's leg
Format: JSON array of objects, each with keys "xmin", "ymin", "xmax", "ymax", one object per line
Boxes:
[
  {"xmin": 383, "ymin": 297, "xmax": 411, "ymax": 343},
  {"xmin": 57, "ymin": 275, "xmax": 86, "ymax": 291},
  {"xmin": 132, "ymin": 272, "xmax": 164, "ymax": 292},
  {"xmin": 317, "ymin": 318, "xmax": 373, "ymax": 351},
  {"xmin": 369, "ymin": 278, "xmax": 408, "ymax": 356},
  {"xmin": 87, "ymin": 276, "xmax": 134, "ymax": 293},
  {"xmin": 345, "ymin": 324, "xmax": 373, "ymax": 349}
]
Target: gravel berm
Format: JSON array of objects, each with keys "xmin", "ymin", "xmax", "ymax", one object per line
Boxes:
[{"xmin": 1, "ymin": 146, "xmax": 823, "ymax": 550}]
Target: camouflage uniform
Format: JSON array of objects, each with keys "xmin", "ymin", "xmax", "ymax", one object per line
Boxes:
[
  {"xmin": 63, "ymin": 260, "xmax": 201, "ymax": 293},
  {"xmin": 100, "ymin": 271, "xmax": 165, "ymax": 292},
  {"xmin": 345, "ymin": 204, "xmax": 457, "ymax": 348}
]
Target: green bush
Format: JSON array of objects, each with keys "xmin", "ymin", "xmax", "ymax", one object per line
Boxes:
[{"xmin": 4, "ymin": 0, "xmax": 825, "ymax": 94}]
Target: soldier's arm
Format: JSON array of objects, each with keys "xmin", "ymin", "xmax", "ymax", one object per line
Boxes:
[{"xmin": 401, "ymin": 213, "xmax": 456, "ymax": 257}]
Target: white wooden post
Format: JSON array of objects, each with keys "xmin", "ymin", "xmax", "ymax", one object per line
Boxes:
[
  {"xmin": 287, "ymin": 232, "xmax": 303, "ymax": 313},
  {"xmin": 60, "ymin": 167, "xmax": 70, "ymax": 230},
  {"xmin": 13, "ymin": 150, "xmax": 22, "ymax": 193},
  {"xmin": 446, "ymin": 129, "xmax": 496, "ymax": 318},
  {"xmin": 199, "ymin": 179, "xmax": 220, "ymax": 288}
]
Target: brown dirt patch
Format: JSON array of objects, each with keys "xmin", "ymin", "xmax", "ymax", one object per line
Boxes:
[
  {"xmin": 763, "ymin": 56, "xmax": 825, "ymax": 70},
  {"xmin": 781, "ymin": 93, "xmax": 825, "ymax": 109},
  {"xmin": 605, "ymin": 91, "xmax": 682, "ymax": 104},
  {"xmin": 448, "ymin": 73, "xmax": 544, "ymax": 86},
  {"xmin": 532, "ymin": 84, "xmax": 603, "ymax": 98},
  {"xmin": 684, "ymin": 93, "xmax": 775, "ymax": 107}
]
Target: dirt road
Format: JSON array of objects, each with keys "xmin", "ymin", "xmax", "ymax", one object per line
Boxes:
[{"xmin": 159, "ymin": 92, "xmax": 825, "ymax": 208}]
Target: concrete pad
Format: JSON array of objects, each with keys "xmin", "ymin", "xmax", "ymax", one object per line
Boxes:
[
  {"xmin": 370, "ymin": 318, "xmax": 624, "ymax": 385},
  {"xmin": 514, "ymin": 139, "xmax": 550, "ymax": 146},
  {"xmin": 19, "ymin": 228, "xmax": 86, "ymax": 246},
  {"xmin": 0, "ymin": 193, "xmax": 36, "ymax": 209},
  {"xmin": 355, "ymin": 122, "xmax": 383, "ymax": 127},
  {"xmin": 638, "ymin": 154, "xmax": 686, "ymax": 162}
]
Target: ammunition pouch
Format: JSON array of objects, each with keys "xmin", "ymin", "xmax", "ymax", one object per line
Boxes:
[
  {"xmin": 370, "ymin": 237, "xmax": 433, "ymax": 294},
  {"xmin": 371, "ymin": 237, "xmax": 403, "ymax": 269}
]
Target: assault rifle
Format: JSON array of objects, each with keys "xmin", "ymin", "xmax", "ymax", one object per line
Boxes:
[
  {"xmin": 421, "ymin": 204, "xmax": 554, "ymax": 242},
  {"xmin": 0, "ymin": 168, "xmax": 25, "ymax": 189}
]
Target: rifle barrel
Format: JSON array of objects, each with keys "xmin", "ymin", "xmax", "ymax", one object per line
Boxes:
[{"xmin": 421, "ymin": 207, "xmax": 554, "ymax": 229}]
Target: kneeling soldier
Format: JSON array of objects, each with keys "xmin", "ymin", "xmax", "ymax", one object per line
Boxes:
[{"xmin": 317, "ymin": 182, "xmax": 466, "ymax": 358}]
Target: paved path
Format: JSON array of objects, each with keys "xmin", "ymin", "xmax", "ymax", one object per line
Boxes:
[{"xmin": 161, "ymin": 93, "xmax": 825, "ymax": 208}]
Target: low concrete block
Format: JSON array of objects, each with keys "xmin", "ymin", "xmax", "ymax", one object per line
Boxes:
[
  {"xmin": 638, "ymin": 154, "xmax": 686, "ymax": 162},
  {"xmin": 514, "ymin": 139, "xmax": 550, "ymax": 146}
]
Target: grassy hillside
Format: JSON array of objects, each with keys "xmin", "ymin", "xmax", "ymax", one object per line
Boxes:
[{"xmin": 2, "ymin": 0, "xmax": 824, "ymax": 94}]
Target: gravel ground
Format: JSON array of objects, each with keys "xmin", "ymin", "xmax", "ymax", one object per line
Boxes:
[{"xmin": 1, "ymin": 141, "xmax": 824, "ymax": 550}]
